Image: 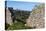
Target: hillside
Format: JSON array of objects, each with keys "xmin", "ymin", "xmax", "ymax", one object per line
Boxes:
[
  {"xmin": 12, "ymin": 8, "xmax": 31, "ymax": 23},
  {"xmin": 31, "ymin": 4, "xmax": 45, "ymax": 14},
  {"xmin": 5, "ymin": 7, "xmax": 31, "ymax": 30},
  {"xmin": 5, "ymin": 3, "xmax": 45, "ymax": 30}
]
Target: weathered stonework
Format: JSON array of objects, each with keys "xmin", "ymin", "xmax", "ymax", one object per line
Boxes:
[
  {"xmin": 6, "ymin": 8, "xmax": 13, "ymax": 25},
  {"xmin": 26, "ymin": 8, "xmax": 45, "ymax": 28}
]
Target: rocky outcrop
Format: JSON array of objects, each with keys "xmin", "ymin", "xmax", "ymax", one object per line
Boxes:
[
  {"xmin": 26, "ymin": 14, "xmax": 45, "ymax": 28},
  {"xmin": 6, "ymin": 8, "xmax": 13, "ymax": 25},
  {"xmin": 26, "ymin": 4, "xmax": 45, "ymax": 28}
]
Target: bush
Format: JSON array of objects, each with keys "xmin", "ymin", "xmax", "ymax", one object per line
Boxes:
[
  {"xmin": 5, "ymin": 23, "xmax": 10, "ymax": 30},
  {"xmin": 7, "ymin": 22, "xmax": 36, "ymax": 30}
]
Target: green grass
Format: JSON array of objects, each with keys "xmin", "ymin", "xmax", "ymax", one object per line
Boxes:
[{"xmin": 5, "ymin": 22, "xmax": 35, "ymax": 30}]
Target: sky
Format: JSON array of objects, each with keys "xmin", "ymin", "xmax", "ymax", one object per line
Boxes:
[{"xmin": 6, "ymin": 1, "xmax": 41, "ymax": 11}]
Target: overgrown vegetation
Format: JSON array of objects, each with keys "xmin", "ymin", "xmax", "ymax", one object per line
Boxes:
[
  {"xmin": 5, "ymin": 3, "xmax": 45, "ymax": 30},
  {"xmin": 5, "ymin": 7, "xmax": 31, "ymax": 30},
  {"xmin": 7, "ymin": 22, "xmax": 35, "ymax": 30},
  {"xmin": 31, "ymin": 4, "xmax": 45, "ymax": 14},
  {"xmin": 5, "ymin": 22, "xmax": 35, "ymax": 30}
]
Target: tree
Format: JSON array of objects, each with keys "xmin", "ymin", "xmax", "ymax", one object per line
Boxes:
[{"xmin": 31, "ymin": 3, "xmax": 45, "ymax": 14}]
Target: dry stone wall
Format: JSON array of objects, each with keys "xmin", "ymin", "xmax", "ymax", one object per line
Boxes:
[
  {"xmin": 26, "ymin": 14, "xmax": 45, "ymax": 28},
  {"xmin": 26, "ymin": 8, "xmax": 45, "ymax": 28},
  {"xmin": 6, "ymin": 8, "xmax": 13, "ymax": 25}
]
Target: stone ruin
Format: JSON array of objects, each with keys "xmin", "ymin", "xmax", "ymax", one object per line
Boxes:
[
  {"xmin": 6, "ymin": 8, "xmax": 13, "ymax": 25},
  {"xmin": 26, "ymin": 8, "xmax": 45, "ymax": 28}
]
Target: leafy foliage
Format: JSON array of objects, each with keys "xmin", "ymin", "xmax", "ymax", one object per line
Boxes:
[
  {"xmin": 5, "ymin": 3, "xmax": 45, "ymax": 30},
  {"xmin": 5, "ymin": 7, "xmax": 31, "ymax": 30},
  {"xmin": 7, "ymin": 22, "xmax": 35, "ymax": 30},
  {"xmin": 31, "ymin": 4, "xmax": 45, "ymax": 14}
]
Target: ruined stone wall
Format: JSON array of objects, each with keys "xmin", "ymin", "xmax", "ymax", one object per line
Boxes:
[
  {"xmin": 26, "ymin": 8, "xmax": 45, "ymax": 28},
  {"xmin": 26, "ymin": 14, "xmax": 45, "ymax": 28},
  {"xmin": 6, "ymin": 8, "xmax": 13, "ymax": 25}
]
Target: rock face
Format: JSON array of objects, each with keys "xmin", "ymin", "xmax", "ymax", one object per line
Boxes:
[
  {"xmin": 26, "ymin": 14, "xmax": 45, "ymax": 28},
  {"xmin": 26, "ymin": 4, "xmax": 45, "ymax": 28},
  {"xmin": 6, "ymin": 8, "xmax": 13, "ymax": 25}
]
